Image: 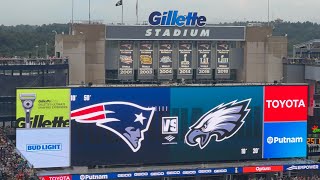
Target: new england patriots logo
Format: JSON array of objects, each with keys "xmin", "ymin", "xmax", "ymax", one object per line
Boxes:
[
  {"xmin": 71, "ymin": 102, "xmax": 156, "ymax": 152},
  {"xmin": 185, "ymin": 99, "xmax": 251, "ymax": 149}
]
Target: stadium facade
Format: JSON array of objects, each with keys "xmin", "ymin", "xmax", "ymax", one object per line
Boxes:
[{"xmin": 55, "ymin": 22, "xmax": 287, "ymax": 85}]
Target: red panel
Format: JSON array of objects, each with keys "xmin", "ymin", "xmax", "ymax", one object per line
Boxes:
[
  {"xmin": 39, "ymin": 175, "xmax": 72, "ymax": 180},
  {"xmin": 243, "ymin": 166, "xmax": 284, "ymax": 173},
  {"xmin": 264, "ymin": 86, "xmax": 308, "ymax": 122}
]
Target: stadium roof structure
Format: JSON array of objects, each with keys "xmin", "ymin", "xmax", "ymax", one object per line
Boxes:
[
  {"xmin": 294, "ymin": 39, "xmax": 320, "ymax": 49},
  {"xmin": 37, "ymin": 158, "xmax": 317, "ymax": 176}
]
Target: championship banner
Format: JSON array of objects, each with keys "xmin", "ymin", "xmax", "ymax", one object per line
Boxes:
[
  {"xmin": 178, "ymin": 42, "xmax": 192, "ymax": 77},
  {"xmin": 16, "ymin": 89, "xmax": 70, "ymax": 128},
  {"xmin": 119, "ymin": 41, "xmax": 134, "ymax": 78},
  {"xmin": 139, "ymin": 42, "xmax": 154, "ymax": 77},
  {"xmin": 216, "ymin": 42, "xmax": 230, "ymax": 79},
  {"xmin": 159, "ymin": 42, "xmax": 173, "ymax": 76},
  {"xmin": 197, "ymin": 43, "xmax": 212, "ymax": 77}
]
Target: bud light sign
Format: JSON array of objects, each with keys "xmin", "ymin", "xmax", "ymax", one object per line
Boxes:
[{"xmin": 149, "ymin": 10, "xmax": 207, "ymax": 27}]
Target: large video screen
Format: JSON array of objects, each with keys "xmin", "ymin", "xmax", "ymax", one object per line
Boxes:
[
  {"xmin": 70, "ymin": 85, "xmax": 307, "ymax": 166},
  {"xmin": 16, "ymin": 89, "xmax": 70, "ymax": 128},
  {"xmin": 16, "ymin": 128, "xmax": 70, "ymax": 168}
]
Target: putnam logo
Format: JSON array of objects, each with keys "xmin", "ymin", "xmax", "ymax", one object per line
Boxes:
[
  {"xmin": 266, "ymin": 136, "xmax": 303, "ymax": 144},
  {"xmin": 265, "ymin": 99, "xmax": 306, "ymax": 109},
  {"xmin": 149, "ymin": 10, "xmax": 206, "ymax": 27},
  {"xmin": 26, "ymin": 143, "xmax": 62, "ymax": 152}
]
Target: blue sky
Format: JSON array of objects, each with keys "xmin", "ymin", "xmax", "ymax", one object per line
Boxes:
[{"xmin": 1, "ymin": 0, "xmax": 320, "ymax": 25}]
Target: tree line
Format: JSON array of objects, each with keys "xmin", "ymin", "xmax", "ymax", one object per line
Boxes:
[{"xmin": 0, "ymin": 21, "xmax": 320, "ymax": 57}]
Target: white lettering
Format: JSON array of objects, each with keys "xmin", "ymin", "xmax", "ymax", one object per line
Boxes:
[
  {"xmin": 155, "ymin": 29, "xmax": 161, "ymax": 36},
  {"xmin": 166, "ymin": 171, "xmax": 180, "ymax": 175},
  {"xmin": 182, "ymin": 171, "xmax": 197, "ymax": 175},
  {"xmin": 214, "ymin": 169, "xmax": 227, "ymax": 173},
  {"xmin": 183, "ymin": 29, "xmax": 188, "ymax": 36},
  {"xmin": 163, "ymin": 29, "xmax": 170, "ymax": 36},
  {"xmin": 150, "ymin": 172, "xmax": 164, "ymax": 176},
  {"xmin": 190, "ymin": 29, "xmax": 198, "ymax": 37},
  {"xmin": 173, "ymin": 29, "xmax": 181, "ymax": 36},
  {"xmin": 134, "ymin": 172, "xmax": 148, "ymax": 177},
  {"xmin": 198, "ymin": 169, "xmax": 212, "ymax": 174},
  {"xmin": 256, "ymin": 167, "xmax": 271, "ymax": 172},
  {"xmin": 200, "ymin": 29, "xmax": 210, "ymax": 37},
  {"xmin": 266, "ymin": 99, "xmax": 306, "ymax": 108},
  {"xmin": 145, "ymin": 29, "xmax": 152, "ymax": 36}
]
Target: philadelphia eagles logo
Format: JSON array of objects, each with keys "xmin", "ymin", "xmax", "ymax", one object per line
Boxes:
[{"xmin": 185, "ymin": 99, "xmax": 251, "ymax": 149}]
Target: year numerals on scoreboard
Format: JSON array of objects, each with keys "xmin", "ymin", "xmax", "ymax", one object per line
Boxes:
[{"xmin": 307, "ymin": 138, "xmax": 320, "ymax": 144}]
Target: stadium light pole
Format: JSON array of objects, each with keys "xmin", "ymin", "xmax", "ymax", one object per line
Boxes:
[
  {"xmin": 45, "ymin": 42, "xmax": 48, "ymax": 59},
  {"xmin": 89, "ymin": 0, "xmax": 91, "ymax": 24},
  {"xmin": 35, "ymin": 45, "xmax": 39, "ymax": 58},
  {"xmin": 268, "ymin": 0, "xmax": 270, "ymax": 26}
]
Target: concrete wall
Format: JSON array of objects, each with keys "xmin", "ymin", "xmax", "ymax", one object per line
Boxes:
[
  {"xmin": 57, "ymin": 24, "xmax": 106, "ymax": 85},
  {"xmin": 305, "ymin": 65, "xmax": 320, "ymax": 81},
  {"xmin": 265, "ymin": 36, "xmax": 287, "ymax": 82},
  {"xmin": 244, "ymin": 27, "xmax": 286, "ymax": 83},
  {"xmin": 55, "ymin": 34, "xmax": 86, "ymax": 85},
  {"xmin": 283, "ymin": 64, "xmax": 305, "ymax": 83}
]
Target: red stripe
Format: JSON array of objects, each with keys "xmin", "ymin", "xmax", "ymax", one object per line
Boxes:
[
  {"xmin": 85, "ymin": 114, "xmax": 106, "ymax": 121},
  {"xmin": 71, "ymin": 105, "xmax": 104, "ymax": 117}
]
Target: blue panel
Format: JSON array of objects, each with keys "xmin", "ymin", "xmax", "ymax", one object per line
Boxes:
[{"xmin": 263, "ymin": 122, "xmax": 307, "ymax": 158}]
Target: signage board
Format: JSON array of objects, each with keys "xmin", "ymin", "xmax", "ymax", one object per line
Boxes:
[
  {"xmin": 139, "ymin": 42, "xmax": 154, "ymax": 78},
  {"xmin": 16, "ymin": 128, "xmax": 70, "ymax": 168},
  {"xmin": 178, "ymin": 42, "xmax": 193, "ymax": 77},
  {"xmin": 16, "ymin": 89, "xmax": 70, "ymax": 128},
  {"xmin": 215, "ymin": 42, "xmax": 230, "ymax": 79},
  {"xmin": 118, "ymin": 41, "xmax": 134, "ymax": 79}
]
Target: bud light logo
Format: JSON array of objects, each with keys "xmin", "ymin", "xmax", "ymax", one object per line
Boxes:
[
  {"xmin": 149, "ymin": 11, "xmax": 207, "ymax": 27},
  {"xmin": 26, "ymin": 143, "xmax": 62, "ymax": 152}
]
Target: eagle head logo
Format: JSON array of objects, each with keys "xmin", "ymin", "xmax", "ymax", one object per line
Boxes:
[
  {"xmin": 185, "ymin": 99, "xmax": 251, "ymax": 149},
  {"xmin": 71, "ymin": 101, "xmax": 156, "ymax": 152}
]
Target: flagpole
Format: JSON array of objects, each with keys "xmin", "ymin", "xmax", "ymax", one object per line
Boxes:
[
  {"xmin": 136, "ymin": 0, "xmax": 139, "ymax": 24},
  {"xmin": 122, "ymin": 0, "xmax": 124, "ymax": 24}
]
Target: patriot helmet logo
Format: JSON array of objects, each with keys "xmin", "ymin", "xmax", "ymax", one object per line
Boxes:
[
  {"xmin": 185, "ymin": 99, "xmax": 251, "ymax": 149},
  {"xmin": 71, "ymin": 101, "xmax": 156, "ymax": 152}
]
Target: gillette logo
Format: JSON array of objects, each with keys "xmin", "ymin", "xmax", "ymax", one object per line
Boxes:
[{"xmin": 149, "ymin": 11, "xmax": 207, "ymax": 27}]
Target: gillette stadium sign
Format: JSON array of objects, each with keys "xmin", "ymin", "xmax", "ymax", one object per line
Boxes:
[
  {"xmin": 148, "ymin": 11, "xmax": 207, "ymax": 27},
  {"xmin": 105, "ymin": 11, "xmax": 245, "ymax": 40}
]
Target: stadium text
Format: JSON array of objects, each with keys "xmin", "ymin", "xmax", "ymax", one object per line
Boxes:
[
  {"xmin": 145, "ymin": 29, "xmax": 210, "ymax": 37},
  {"xmin": 149, "ymin": 11, "xmax": 206, "ymax": 27}
]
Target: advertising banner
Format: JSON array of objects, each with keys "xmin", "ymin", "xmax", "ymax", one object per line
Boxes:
[
  {"xmin": 16, "ymin": 128, "xmax": 70, "ymax": 168},
  {"xmin": 197, "ymin": 42, "xmax": 212, "ymax": 77},
  {"xmin": 158, "ymin": 42, "xmax": 173, "ymax": 76},
  {"xmin": 72, "ymin": 167, "xmax": 239, "ymax": 180},
  {"xmin": 139, "ymin": 42, "xmax": 154, "ymax": 77},
  {"xmin": 16, "ymin": 89, "xmax": 70, "ymax": 128},
  {"xmin": 284, "ymin": 164, "xmax": 320, "ymax": 171},
  {"xmin": 264, "ymin": 86, "xmax": 308, "ymax": 122},
  {"xmin": 118, "ymin": 41, "xmax": 134, "ymax": 78},
  {"xmin": 243, "ymin": 166, "xmax": 283, "ymax": 173},
  {"xmin": 39, "ymin": 175, "xmax": 72, "ymax": 180},
  {"xmin": 70, "ymin": 86, "xmax": 263, "ymax": 166},
  {"xmin": 178, "ymin": 42, "xmax": 193, "ymax": 76},
  {"xmin": 216, "ymin": 42, "xmax": 230, "ymax": 79},
  {"xmin": 263, "ymin": 122, "xmax": 307, "ymax": 158}
]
